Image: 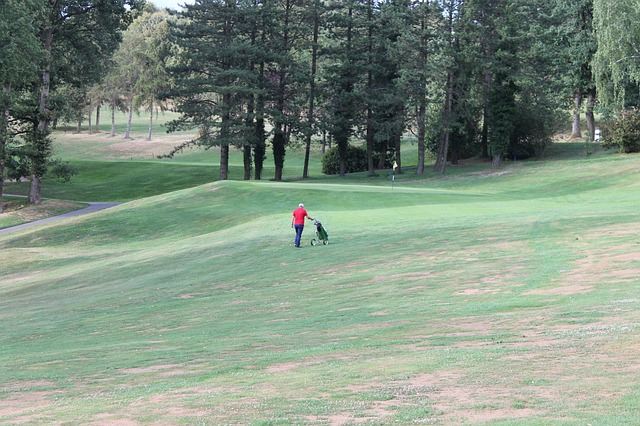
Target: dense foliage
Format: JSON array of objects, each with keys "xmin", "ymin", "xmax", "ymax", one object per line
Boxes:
[
  {"xmin": 0, "ymin": 0, "xmax": 143, "ymax": 206},
  {"xmin": 321, "ymin": 145, "xmax": 368, "ymax": 175},
  {"xmin": 600, "ymin": 108, "xmax": 640, "ymax": 154}
]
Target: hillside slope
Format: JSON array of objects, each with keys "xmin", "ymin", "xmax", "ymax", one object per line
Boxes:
[{"xmin": 1, "ymin": 151, "xmax": 639, "ymax": 424}]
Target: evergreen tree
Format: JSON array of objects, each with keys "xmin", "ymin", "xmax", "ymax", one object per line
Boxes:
[
  {"xmin": 367, "ymin": 0, "xmax": 408, "ymax": 174},
  {"xmin": 301, "ymin": 0, "xmax": 324, "ymax": 179},
  {"xmin": 325, "ymin": 0, "xmax": 368, "ymax": 177},
  {"xmin": 460, "ymin": 0, "xmax": 564, "ymax": 167},
  {"xmin": 262, "ymin": 0, "xmax": 310, "ymax": 181},
  {"xmin": 168, "ymin": 0, "xmax": 261, "ymax": 180},
  {"xmin": 396, "ymin": 0, "xmax": 447, "ymax": 175},
  {"xmin": 433, "ymin": 0, "xmax": 462, "ymax": 174}
]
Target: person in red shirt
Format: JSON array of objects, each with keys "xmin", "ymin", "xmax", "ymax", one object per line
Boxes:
[{"xmin": 291, "ymin": 203, "xmax": 314, "ymax": 248}]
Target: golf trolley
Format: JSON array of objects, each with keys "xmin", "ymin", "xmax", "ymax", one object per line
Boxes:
[{"xmin": 310, "ymin": 219, "xmax": 329, "ymax": 246}]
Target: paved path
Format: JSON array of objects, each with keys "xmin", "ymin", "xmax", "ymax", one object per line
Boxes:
[{"xmin": 0, "ymin": 199, "xmax": 121, "ymax": 235}]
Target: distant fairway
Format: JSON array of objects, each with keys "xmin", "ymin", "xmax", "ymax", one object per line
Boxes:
[{"xmin": 1, "ymin": 116, "xmax": 640, "ymax": 423}]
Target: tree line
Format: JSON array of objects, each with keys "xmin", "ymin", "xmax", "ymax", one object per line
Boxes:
[{"xmin": 1, "ymin": 0, "xmax": 638, "ymax": 211}]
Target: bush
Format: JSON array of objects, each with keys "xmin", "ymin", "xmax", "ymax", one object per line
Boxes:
[
  {"xmin": 600, "ymin": 108, "xmax": 640, "ymax": 153},
  {"xmin": 508, "ymin": 102, "xmax": 559, "ymax": 160},
  {"xmin": 48, "ymin": 158, "xmax": 78, "ymax": 182},
  {"xmin": 321, "ymin": 145, "xmax": 368, "ymax": 175}
]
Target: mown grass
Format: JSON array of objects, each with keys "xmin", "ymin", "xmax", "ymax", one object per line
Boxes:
[
  {"xmin": 1, "ymin": 129, "xmax": 639, "ymax": 424},
  {"xmin": 2, "ymin": 110, "xmax": 640, "ymax": 423}
]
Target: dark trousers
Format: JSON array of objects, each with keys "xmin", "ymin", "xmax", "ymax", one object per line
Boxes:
[{"xmin": 294, "ymin": 224, "xmax": 304, "ymax": 247}]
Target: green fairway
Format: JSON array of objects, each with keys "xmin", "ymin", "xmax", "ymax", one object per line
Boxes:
[{"xmin": 1, "ymin": 136, "xmax": 639, "ymax": 424}]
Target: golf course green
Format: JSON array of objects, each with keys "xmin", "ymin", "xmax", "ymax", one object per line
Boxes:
[{"xmin": 1, "ymin": 116, "xmax": 639, "ymax": 424}]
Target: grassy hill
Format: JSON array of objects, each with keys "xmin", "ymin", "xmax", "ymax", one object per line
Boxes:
[{"xmin": 1, "ymin": 115, "xmax": 640, "ymax": 424}]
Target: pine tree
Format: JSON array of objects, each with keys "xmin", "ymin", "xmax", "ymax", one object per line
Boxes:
[
  {"xmin": 168, "ymin": 0, "xmax": 261, "ymax": 180},
  {"xmin": 366, "ymin": 0, "xmax": 407, "ymax": 174},
  {"xmin": 261, "ymin": 0, "xmax": 310, "ymax": 181},
  {"xmin": 302, "ymin": 0, "xmax": 324, "ymax": 179},
  {"xmin": 324, "ymin": 0, "xmax": 369, "ymax": 177}
]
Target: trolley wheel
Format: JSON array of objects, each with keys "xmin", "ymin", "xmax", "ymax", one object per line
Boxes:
[
  {"xmin": 310, "ymin": 239, "xmax": 317, "ymax": 246},
  {"xmin": 322, "ymin": 239, "xmax": 329, "ymax": 245}
]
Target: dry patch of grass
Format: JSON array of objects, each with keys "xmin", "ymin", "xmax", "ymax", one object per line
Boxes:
[
  {"xmin": 564, "ymin": 224, "xmax": 640, "ymax": 286},
  {"xmin": 56, "ymin": 132, "xmax": 198, "ymax": 160}
]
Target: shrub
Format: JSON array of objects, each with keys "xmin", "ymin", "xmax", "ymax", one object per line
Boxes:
[
  {"xmin": 600, "ymin": 108, "xmax": 640, "ymax": 153},
  {"xmin": 508, "ymin": 102, "xmax": 559, "ymax": 160},
  {"xmin": 48, "ymin": 158, "xmax": 78, "ymax": 182},
  {"xmin": 321, "ymin": 145, "xmax": 368, "ymax": 175}
]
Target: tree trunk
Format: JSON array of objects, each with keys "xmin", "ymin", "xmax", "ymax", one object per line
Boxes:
[
  {"xmin": 29, "ymin": 176, "xmax": 42, "ymax": 205},
  {"xmin": 254, "ymin": 116, "xmax": 265, "ymax": 180},
  {"xmin": 219, "ymin": 143, "xmax": 229, "ymax": 180},
  {"xmin": 481, "ymin": 109, "xmax": 489, "ymax": 159},
  {"xmin": 303, "ymin": 132, "xmax": 312, "ymax": 179},
  {"xmin": 244, "ymin": 97, "xmax": 254, "ymax": 181},
  {"xmin": 124, "ymin": 93, "xmax": 134, "ymax": 139},
  {"xmin": 243, "ymin": 145, "xmax": 252, "ymax": 180},
  {"xmin": 481, "ymin": 54, "xmax": 492, "ymax": 160},
  {"xmin": 147, "ymin": 100, "xmax": 153, "ymax": 141},
  {"xmin": 416, "ymin": 97, "xmax": 426, "ymax": 175},
  {"xmin": 572, "ymin": 91, "xmax": 583, "ymax": 138},
  {"xmin": 110, "ymin": 102, "xmax": 116, "ymax": 136},
  {"xmin": 434, "ymin": 71, "xmax": 454, "ymax": 174},
  {"xmin": 338, "ymin": 139, "xmax": 347, "ymax": 177},
  {"xmin": 95, "ymin": 105, "xmax": 101, "ymax": 132},
  {"xmin": 219, "ymin": 91, "xmax": 231, "ymax": 181},
  {"xmin": 585, "ymin": 88, "xmax": 596, "ymax": 141},
  {"xmin": 273, "ymin": 124, "xmax": 286, "ymax": 181},
  {"xmin": 88, "ymin": 108, "xmax": 93, "ymax": 134},
  {"xmin": 394, "ymin": 129, "xmax": 402, "ymax": 174},
  {"xmin": 450, "ymin": 149, "xmax": 460, "ymax": 165},
  {"xmin": 254, "ymin": 56, "xmax": 266, "ymax": 180},
  {"xmin": 492, "ymin": 153, "xmax": 501, "ymax": 168},
  {"xmin": 366, "ymin": 111, "xmax": 375, "ymax": 174},
  {"xmin": 377, "ymin": 141, "xmax": 386, "ymax": 170}
]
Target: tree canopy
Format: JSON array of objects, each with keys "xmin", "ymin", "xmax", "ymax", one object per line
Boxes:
[{"xmin": 3, "ymin": 0, "xmax": 640, "ymax": 203}]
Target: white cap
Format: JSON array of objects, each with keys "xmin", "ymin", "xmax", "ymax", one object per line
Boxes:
[{"xmin": 299, "ymin": 203, "xmax": 304, "ymax": 208}]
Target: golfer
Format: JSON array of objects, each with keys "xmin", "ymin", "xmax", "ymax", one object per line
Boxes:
[{"xmin": 291, "ymin": 203, "xmax": 314, "ymax": 248}]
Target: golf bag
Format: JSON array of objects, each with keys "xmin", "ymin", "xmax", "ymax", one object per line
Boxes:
[{"xmin": 310, "ymin": 219, "xmax": 329, "ymax": 245}]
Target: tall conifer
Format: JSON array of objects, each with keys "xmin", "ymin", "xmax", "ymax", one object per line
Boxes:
[{"xmin": 169, "ymin": 0, "xmax": 261, "ymax": 180}]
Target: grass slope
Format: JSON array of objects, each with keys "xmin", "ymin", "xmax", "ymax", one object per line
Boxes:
[{"xmin": 1, "ymin": 140, "xmax": 640, "ymax": 424}]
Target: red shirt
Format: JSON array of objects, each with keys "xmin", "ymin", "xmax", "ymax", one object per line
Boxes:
[{"xmin": 292, "ymin": 207, "xmax": 309, "ymax": 225}]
